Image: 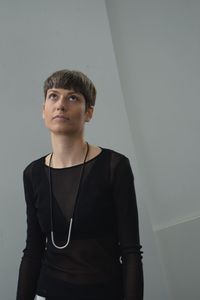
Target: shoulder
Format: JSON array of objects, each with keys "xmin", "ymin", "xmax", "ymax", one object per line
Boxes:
[
  {"xmin": 99, "ymin": 146, "xmax": 132, "ymax": 173},
  {"xmin": 86, "ymin": 144, "xmax": 128, "ymax": 165},
  {"xmin": 99, "ymin": 147, "xmax": 134, "ymax": 182},
  {"xmin": 101, "ymin": 146, "xmax": 129, "ymax": 163},
  {"xmin": 23, "ymin": 154, "xmax": 47, "ymax": 178}
]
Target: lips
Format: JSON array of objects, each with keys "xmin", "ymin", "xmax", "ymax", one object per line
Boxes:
[{"xmin": 53, "ymin": 115, "xmax": 69, "ymax": 120}]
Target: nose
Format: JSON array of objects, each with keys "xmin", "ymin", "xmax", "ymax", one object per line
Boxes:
[{"xmin": 56, "ymin": 96, "xmax": 67, "ymax": 111}]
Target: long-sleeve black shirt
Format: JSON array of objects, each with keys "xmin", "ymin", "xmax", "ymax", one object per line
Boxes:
[{"xmin": 16, "ymin": 147, "xmax": 143, "ymax": 300}]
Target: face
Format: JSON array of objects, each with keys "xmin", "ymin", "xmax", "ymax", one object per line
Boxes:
[{"xmin": 42, "ymin": 88, "xmax": 94, "ymax": 136}]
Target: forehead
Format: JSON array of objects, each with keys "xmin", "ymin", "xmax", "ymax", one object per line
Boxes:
[{"xmin": 47, "ymin": 88, "xmax": 83, "ymax": 96}]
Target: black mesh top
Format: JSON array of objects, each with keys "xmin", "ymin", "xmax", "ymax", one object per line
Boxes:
[{"xmin": 16, "ymin": 147, "xmax": 143, "ymax": 300}]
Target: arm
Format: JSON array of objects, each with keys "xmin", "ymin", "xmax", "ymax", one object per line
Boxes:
[
  {"xmin": 113, "ymin": 157, "xmax": 144, "ymax": 300},
  {"xmin": 16, "ymin": 167, "xmax": 46, "ymax": 300}
]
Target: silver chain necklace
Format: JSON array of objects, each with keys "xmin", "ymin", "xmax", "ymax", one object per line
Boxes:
[{"xmin": 48, "ymin": 142, "xmax": 89, "ymax": 249}]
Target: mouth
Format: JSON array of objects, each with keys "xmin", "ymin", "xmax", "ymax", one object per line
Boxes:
[{"xmin": 53, "ymin": 115, "xmax": 69, "ymax": 120}]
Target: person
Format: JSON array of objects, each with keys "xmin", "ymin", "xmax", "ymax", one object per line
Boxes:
[{"xmin": 16, "ymin": 69, "xmax": 143, "ymax": 300}]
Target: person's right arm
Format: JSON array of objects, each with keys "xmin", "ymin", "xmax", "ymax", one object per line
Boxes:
[{"xmin": 16, "ymin": 167, "xmax": 46, "ymax": 300}]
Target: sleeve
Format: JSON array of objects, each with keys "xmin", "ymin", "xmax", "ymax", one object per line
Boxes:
[
  {"xmin": 16, "ymin": 167, "xmax": 46, "ymax": 300},
  {"xmin": 113, "ymin": 157, "xmax": 144, "ymax": 300}
]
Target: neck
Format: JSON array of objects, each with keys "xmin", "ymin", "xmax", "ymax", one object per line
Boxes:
[{"xmin": 50, "ymin": 133, "xmax": 88, "ymax": 168}]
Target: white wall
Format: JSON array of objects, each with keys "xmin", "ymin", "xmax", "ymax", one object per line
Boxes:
[
  {"xmin": 0, "ymin": 0, "xmax": 154, "ymax": 299},
  {"xmin": 157, "ymin": 217, "xmax": 200, "ymax": 299},
  {"xmin": 105, "ymin": 0, "xmax": 200, "ymax": 299}
]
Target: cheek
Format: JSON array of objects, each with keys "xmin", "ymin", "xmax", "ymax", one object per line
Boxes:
[
  {"xmin": 43, "ymin": 105, "xmax": 51, "ymax": 117},
  {"xmin": 43, "ymin": 115, "xmax": 49, "ymax": 128},
  {"xmin": 43, "ymin": 111, "xmax": 47, "ymax": 122},
  {"xmin": 43, "ymin": 109, "xmax": 52, "ymax": 126},
  {"xmin": 72, "ymin": 109, "xmax": 85, "ymax": 120}
]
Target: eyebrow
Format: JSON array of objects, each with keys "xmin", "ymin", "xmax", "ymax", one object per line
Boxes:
[{"xmin": 47, "ymin": 89, "xmax": 81, "ymax": 96}]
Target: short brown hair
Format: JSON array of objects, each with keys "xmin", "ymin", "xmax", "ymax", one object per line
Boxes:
[{"xmin": 43, "ymin": 69, "xmax": 96, "ymax": 110}]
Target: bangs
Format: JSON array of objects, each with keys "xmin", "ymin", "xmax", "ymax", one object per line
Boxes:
[{"xmin": 43, "ymin": 69, "xmax": 96, "ymax": 108}]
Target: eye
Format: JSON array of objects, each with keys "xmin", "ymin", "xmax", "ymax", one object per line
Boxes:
[
  {"xmin": 68, "ymin": 94, "xmax": 78, "ymax": 102},
  {"xmin": 48, "ymin": 93, "xmax": 58, "ymax": 101}
]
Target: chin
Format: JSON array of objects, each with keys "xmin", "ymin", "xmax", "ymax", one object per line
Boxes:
[{"xmin": 50, "ymin": 128, "xmax": 81, "ymax": 136}]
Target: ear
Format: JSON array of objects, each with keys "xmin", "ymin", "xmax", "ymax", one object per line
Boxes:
[
  {"xmin": 85, "ymin": 106, "xmax": 94, "ymax": 122},
  {"xmin": 42, "ymin": 103, "xmax": 45, "ymax": 119}
]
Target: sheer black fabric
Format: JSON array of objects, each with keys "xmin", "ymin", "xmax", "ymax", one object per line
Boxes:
[{"xmin": 16, "ymin": 148, "xmax": 143, "ymax": 300}]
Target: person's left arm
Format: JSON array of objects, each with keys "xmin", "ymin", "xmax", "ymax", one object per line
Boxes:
[{"xmin": 112, "ymin": 156, "xmax": 144, "ymax": 300}]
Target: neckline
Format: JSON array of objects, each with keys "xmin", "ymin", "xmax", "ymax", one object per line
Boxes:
[{"xmin": 43, "ymin": 147, "xmax": 104, "ymax": 170}]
